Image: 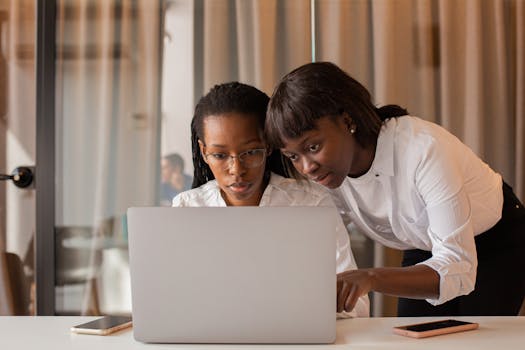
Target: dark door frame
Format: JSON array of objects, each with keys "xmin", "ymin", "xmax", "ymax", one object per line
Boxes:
[{"xmin": 35, "ymin": 0, "xmax": 56, "ymax": 315}]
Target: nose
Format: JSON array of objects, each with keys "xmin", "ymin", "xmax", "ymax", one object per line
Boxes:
[
  {"xmin": 228, "ymin": 156, "xmax": 246, "ymax": 175},
  {"xmin": 297, "ymin": 156, "xmax": 319, "ymax": 176}
]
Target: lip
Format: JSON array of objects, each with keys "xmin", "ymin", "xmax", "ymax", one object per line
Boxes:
[
  {"xmin": 228, "ymin": 182, "xmax": 252, "ymax": 193},
  {"xmin": 312, "ymin": 173, "xmax": 329, "ymax": 182},
  {"xmin": 311, "ymin": 172, "xmax": 335, "ymax": 187}
]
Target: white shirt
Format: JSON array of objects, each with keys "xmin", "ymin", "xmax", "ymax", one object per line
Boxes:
[
  {"xmin": 173, "ymin": 173, "xmax": 370, "ymax": 317},
  {"xmin": 331, "ymin": 116, "xmax": 503, "ymax": 305}
]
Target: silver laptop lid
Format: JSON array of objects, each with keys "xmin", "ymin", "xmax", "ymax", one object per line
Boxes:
[{"xmin": 128, "ymin": 206, "xmax": 337, "ymax": 344}]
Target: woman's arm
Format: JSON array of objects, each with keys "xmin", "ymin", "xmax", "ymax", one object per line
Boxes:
[
  {"xmin": 314, "ymin": 188, "xmax": 371, "ymax": 317},
  {"xmin": 336, "ymin": 264, "xmax": 439, "ymax": 313}
]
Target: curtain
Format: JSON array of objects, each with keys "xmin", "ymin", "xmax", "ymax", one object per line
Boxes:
[
  {"xmin": 316, "ymin": 0, "xmax": 525, "ymax": 199},
  {"xmin": 199, "ymin": 0, "xmax": 312, "ymax": 97},
  {"xmin": 55, "ymin": 0, "xmax": 161, "ymax": 315}
]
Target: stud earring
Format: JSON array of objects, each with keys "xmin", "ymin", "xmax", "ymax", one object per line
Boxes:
[{"xmin": 350, "ymin": 126, "xmax": 356, "ymax": 134}]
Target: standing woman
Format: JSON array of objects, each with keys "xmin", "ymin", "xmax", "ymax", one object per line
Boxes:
[
  {"xmin": 172, "ymin": 81, "xmax": 370, "ymax": 317},
  {"xmin": 265, "ymin": 61, "xmax": 525, "ymax": 316}
]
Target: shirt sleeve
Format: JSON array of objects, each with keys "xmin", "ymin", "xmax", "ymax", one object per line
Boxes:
[
  {"xmin": 413, "ymin": 137, "xmax": 477, "ymax": 305},
  {"xmin": 172, "ymin": 193, "xmax": 186, "ymax": 207}
]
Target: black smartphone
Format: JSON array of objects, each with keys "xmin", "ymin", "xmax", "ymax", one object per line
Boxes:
[
  {"xmin": 393, "ymin": 319, "xmax": 479, "ymax": 338},
  {"xmin": 70, "ymin": 315, "xmax": 132, "ymax": 335}
]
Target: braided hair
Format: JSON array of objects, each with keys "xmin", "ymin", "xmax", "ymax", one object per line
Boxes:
[{"xmin": 191, "ymin": 82, "xmax": 288, "ymax": 188}]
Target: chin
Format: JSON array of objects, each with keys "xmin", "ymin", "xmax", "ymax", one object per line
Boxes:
[
  {"xmin": 324, "ymin": 183, "xmax": 339, "ymax": 190},
  {"xmin": 327, "ymin": 176, "xmax": 345, "ymax": 189},
  {"xmin": 228, "ymin": 190, "xmax": 256, "ymax": 202}
]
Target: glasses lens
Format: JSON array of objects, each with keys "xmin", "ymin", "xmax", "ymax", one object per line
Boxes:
[
  {"xmin": 206, "ymin": 149, "xmax": 266, "ymax": 169},
  {"xmin": 240, "ymin": 149, "xmax": 265, "ymax": 168}
]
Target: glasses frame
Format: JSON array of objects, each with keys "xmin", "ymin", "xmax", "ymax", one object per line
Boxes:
[{"xmin": 204, "ymin": 148, "xmax": 267, "ymax": 170}]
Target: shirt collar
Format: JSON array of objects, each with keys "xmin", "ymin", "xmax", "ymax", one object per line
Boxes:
[
  {"xmin": 259, "ymin": 173, "xmax": 292, "ymax": 206},
  {"xmin": 371, "ymin": 118, "xmax": 395, "ymax": 177}
]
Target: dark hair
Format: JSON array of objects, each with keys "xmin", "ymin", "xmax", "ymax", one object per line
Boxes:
[
  {"xmin": 163, "ymin": 153, "xmax": 184, "ymax": 171},
  {"xmin": 266, "ymin": 61, "xmax": 408, "ymax": 149},
  {"xmin": 191, "ymin": 82, "xmax": 288, "ymax": 188}
]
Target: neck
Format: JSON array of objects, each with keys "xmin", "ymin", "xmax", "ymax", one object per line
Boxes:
[{"xmin": 348, "ymin": 143, "xmax": 377, "ymax": 178}]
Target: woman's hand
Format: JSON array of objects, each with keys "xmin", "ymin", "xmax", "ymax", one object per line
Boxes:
[
  {"xmin": 337, "ymin": 265, "xmax": 440, "ymax": 312},
  {"xmin": 336, "ymin": 269, "xmax": 373, "ymax": 313}
]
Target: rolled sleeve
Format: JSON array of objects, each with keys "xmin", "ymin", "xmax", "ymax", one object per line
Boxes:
[
  {"xmin": 414, "ymin": 135, "xmax": 478, "ymax": 305},
  {"xmin": 419, "ymin": 206, "xmax": 478, "ymax": 305}
]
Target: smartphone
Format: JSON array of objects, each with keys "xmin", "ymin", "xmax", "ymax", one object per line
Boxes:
[
  {"xmin": 70, "ymin": 315, "xmax": 132, "ymax": 335},
  {"xmin": 392, "ymin": 319, "xmax": 478, "ymax": 338}
]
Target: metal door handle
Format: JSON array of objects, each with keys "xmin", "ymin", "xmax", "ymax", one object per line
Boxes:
[{"xmin": 0, "ymin": 166, "xmax": 34, "ymax": 188}]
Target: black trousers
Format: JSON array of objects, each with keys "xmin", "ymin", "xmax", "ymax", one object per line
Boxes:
[{"xmin": 398, "ymin": 182, "xmax": 525, "ymax": 316}]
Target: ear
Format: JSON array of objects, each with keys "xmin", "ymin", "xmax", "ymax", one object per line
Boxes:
[
  {"xmin": 341, "ymin": 112, "xmax": 353, "ymax": 130},
  {"xmin": 198, "ymin": 140, "xmax": 208, "ymax": 164}
]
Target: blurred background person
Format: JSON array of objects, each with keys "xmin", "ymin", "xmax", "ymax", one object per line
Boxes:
[{"xmin": 160, "ymin": 153, "xmax": 192, "ymax": 206}]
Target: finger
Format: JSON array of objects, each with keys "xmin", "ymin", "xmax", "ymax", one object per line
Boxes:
[
  {"xmin": 336, "ymin": 271, "xmax": 349, "ymax": 294},
  {"xmin": 337, "ymin": 282, "xmax": 350, "ymax": 313},
  {"xmin": 337, "ymin": 278, "xmax": 343, "ymax": 294},
  {"xmin": 344, "ymin": 285, "xmax": 360, "ymax": 312}
]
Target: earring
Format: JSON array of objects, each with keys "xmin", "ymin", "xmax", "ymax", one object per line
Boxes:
[{"xmin": 349, "ymin": 126, "xmax": 356, "ymax": 134}]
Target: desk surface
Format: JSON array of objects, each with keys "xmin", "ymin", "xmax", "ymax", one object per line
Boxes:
[{"xmin": 1, "ymin": 316, "xmax": 523, "ymax": 349}]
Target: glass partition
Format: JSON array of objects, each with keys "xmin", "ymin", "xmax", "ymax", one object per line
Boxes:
[{"xmin": 54, "ymin": 0, "xmax": 161, "ymax": 315}]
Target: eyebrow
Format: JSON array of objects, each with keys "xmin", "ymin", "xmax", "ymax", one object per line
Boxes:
[
  {"xmin": 283, "ymin": 134, "xmax": 316, "ymax": 152},
  {"xmin": 207, "ymin": 138, "xmax": 264, "ymax": 148}
]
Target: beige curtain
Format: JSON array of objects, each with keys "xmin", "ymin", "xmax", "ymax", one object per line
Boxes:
[
  {"xmin": 56, "ymin": 0, "xmax": 161, "ymax": 225},
  {"xmin": 55, "ymin": 0, "xmax": 161, "ymax": 315},
  {"xmin": 317, "ymin": 0, "xmax": 525, "ymax": 200},
  {"xmin": 200, "ymin": 0, "xmax": 312, "ymax": 96}
]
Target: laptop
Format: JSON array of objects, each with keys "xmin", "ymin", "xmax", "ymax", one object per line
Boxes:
[{"xmin": 127, "ymin": 206, "xmax": 337, "ymax": 344}]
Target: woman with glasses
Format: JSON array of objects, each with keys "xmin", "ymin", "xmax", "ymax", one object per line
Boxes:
[
  {"xmin": 172, "ymin": 81, "xmax": 369, "ymax": 317},
  {"xmin": 265, "ymin": 61, "xmax": 525, "ymax": 317}
]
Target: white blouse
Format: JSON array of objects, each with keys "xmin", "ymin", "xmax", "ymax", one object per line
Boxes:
[
  {"xmin": 331, "ymin": 116, "xmax": 503, "ymax": 305},
  {"xmin": 173, "ymin": 173, "xmax": 370, "ymax": 317}
]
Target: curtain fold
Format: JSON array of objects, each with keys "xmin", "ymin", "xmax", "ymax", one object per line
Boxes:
[
  {"xmin": 201, "ymin": 0, "xmax": 311, "ymax": 96},
  {"xmin": 56, "ymin": 0, "xmax": 160, "ymax": 227}
]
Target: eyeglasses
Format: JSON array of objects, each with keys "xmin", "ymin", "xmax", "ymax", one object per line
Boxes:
[{"xmin": 204, "ymin": 148, "xmax": 267, "ymax": 170}]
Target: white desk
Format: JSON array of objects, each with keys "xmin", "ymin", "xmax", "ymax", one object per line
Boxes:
[{"xmin": 0, "ymin": 316, "xmax": 523, "ymax": 349}]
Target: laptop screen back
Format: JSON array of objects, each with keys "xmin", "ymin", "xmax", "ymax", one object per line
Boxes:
[{"xmin": 127, "ymin": 206, "xmax": 337, "ymax": 344}]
